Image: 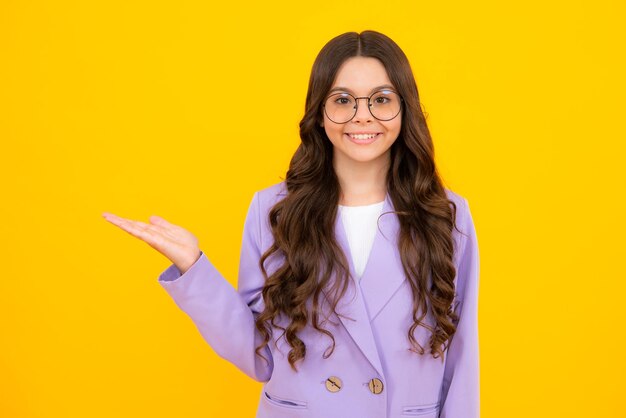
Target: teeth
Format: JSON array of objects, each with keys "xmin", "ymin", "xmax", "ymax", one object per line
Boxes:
[{"xmin": 349, "ymin": 133, "xmax": 378, "ymax": 140}]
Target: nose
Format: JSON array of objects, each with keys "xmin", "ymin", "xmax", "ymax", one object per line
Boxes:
[{"xmin": 352, "ymin": 97, "xmax": 373, "ymax": 123}]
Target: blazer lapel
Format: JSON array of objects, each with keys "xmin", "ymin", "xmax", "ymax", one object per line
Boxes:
[
  {"xmin": 322, "ymin": 192, "xmax": 406, "ymax": 377},
  {"xmin": 357, "ymin": 192, "xmax": 406, "ymax": 321}
]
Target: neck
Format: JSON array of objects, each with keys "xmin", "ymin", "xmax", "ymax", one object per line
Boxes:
[{"xmin": 333, "ymin": 152, "xmax": 390, "ymax": 206}]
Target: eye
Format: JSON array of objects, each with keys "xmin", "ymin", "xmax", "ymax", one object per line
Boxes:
[
  {"xmin": 372, "ymin": 89, "xmax": 398, "ymax": 105},
  {"xmin": 331, "ymin": 94, "xmax": 353, "ymax": 105}
]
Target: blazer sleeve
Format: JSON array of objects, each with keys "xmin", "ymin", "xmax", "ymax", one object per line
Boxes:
[
  {"xmin": 439, "ymin": 197, "xmax": 480, "ymax": 418},
  {"xmin": 157, "ymin": 192, "xmax": 273, "ymax": 382}
]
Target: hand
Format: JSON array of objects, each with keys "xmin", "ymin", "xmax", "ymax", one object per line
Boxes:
[{"xmin": 102, "ymin": 212, "xmax": 201, "ymax": 274}]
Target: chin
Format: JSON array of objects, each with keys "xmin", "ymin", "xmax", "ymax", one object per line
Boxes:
[{"xmin": 347, "ymin": 152, "xmax": 389, "ymax": 164}]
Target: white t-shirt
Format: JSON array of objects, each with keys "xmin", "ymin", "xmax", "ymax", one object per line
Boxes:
[{"xmin": 338, "ymin": 200, "xmax": 385, "ymax": 280}]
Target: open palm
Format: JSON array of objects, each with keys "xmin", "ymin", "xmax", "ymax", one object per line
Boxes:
[{"xmin": 102, "ymin": 212, "xmax": 201, "ymax": 274}]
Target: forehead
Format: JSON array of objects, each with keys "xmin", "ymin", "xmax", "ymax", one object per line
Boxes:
[{"xmin": 330, "ymin": 56, "xmax": 394, "ymax": 95}]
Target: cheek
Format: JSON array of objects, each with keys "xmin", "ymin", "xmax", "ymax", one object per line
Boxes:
[
  {"xmin": 380, "ymin": 120, "xmax": 401, "ymax": 135},
  {"xmin": 324, "ymin": 124, "xmax": 343, "ymax": 139},
  {"xmin": 388, "ymin": 119, "xmax": 402, "ymax": 136}
]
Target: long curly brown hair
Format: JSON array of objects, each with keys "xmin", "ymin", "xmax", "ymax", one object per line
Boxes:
[{"xmin": 254, "ymin": 30, "xmax": 461, "ymax": 372}]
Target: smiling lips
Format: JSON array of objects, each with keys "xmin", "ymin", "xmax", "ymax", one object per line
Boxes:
[{"xmin": 345, "ymin": 132, "xmax": 382, "ymax": 144}]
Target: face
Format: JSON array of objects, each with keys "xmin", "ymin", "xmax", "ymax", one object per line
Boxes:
[{"xmin": 321, "ymin": 56, "xmax": 402, "ymax": 168}]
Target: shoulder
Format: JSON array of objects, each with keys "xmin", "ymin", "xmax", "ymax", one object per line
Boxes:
[
  {"xmin": 444, "ymin": 188, "xmax": 467, "ymax": 211},
  {"xmin": 444, "ymin": 188, "xmax": 470, "ymax": 225},
  {"xmin": 444, "ymin": 188, "xmax": 474, "ymax": 258},
  {"xmin": 244, "ymin": 181, "xmax": 287, "ymax": 251},
  {"xmin": 254, "ymin": 180, "xmax": 288, "ymax": 211}
]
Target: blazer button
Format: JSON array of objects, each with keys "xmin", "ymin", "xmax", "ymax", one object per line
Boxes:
[
  {"xmin": 325, "ymin": 376, "xmax": 342, "ymax": 393},
  {"xmin": 368, "ymin": 378, "xmax": 384, "ymax": 394}
]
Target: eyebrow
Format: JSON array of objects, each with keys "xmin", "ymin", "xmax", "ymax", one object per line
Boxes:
[{"xmin": 328, "ymin": 84, "xmax": 396, "ymax": 95}]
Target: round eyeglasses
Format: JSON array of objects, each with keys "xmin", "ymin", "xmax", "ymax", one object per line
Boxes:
[{"xmin": 322, "ymin": 89, "xmax": 403, "ymax": 124}]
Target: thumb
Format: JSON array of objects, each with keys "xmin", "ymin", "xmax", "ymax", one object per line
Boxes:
[{"xmin": 149, "ymin": 215, "xmax": 170, "ymax": 225}]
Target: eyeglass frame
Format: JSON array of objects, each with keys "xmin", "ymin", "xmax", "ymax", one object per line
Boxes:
[{"xmin": 321, "ymin": 89, "xmax": 404, "ymax": 124}]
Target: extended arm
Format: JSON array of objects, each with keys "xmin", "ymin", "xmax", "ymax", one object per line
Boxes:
[{"xmin": 158, "ymin": 192, "xmax": 273, "ymax": 382}]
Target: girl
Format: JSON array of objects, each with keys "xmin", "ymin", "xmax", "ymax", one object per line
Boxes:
[{"xmin": 103, "ymin": 30, "xmax": 480, "ymax": 418}]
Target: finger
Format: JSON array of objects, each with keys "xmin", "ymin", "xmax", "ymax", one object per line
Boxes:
[
  {"xmin": 102, "ymin": 212, "xmax": 127, "ymax": 222},
  {"xmin": 149, "ymin": 215, "xmax": 173, "ymax": 226},
  {"xmin": 145, "ymin": 215, "xmax": 178, "ymax": 239},
  {"xmin": 148, "ymin": 215, "xmax": 188, "ymax": 241},
  {"xmin": 133, "ymin": 220, "xmax": 177, "ymax": 243},
  {"xmin": 104, "ymin": 215, "xmax": 163, "ymax": 245},
  {"xmin": 103, "ymin": 213, "xmax": 152, "ymax": 230},
  {"xmin": 104, "ymin": 213, "xmax": 176, "ymax": 243}
]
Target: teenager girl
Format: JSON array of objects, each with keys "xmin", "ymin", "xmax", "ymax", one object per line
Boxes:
[{"xmin": 103, "ymin": 30, "xmax": 480, "ymax": 418}]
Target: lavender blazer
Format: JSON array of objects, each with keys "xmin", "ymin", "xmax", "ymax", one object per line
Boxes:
[{"xmin": 158, "ymin": 181, "xmax": 480, "ymax": 418}]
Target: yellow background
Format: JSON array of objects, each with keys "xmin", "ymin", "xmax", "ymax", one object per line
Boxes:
[{"xmin": 2, "ymin": 0, "xmax": 625, "ymax": 417}]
